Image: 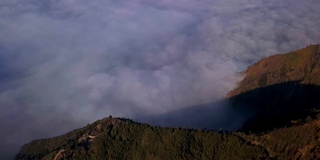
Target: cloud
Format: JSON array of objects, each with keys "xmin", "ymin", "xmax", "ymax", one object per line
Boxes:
[{"xmin": 0, "ymin": 0, "xmax": 320, "ymax": 158}]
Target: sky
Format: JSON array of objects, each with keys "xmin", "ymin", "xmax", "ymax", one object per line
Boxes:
[{"xmin": 1, "ymin": 0, "xmax": 320, "ymax": 158}]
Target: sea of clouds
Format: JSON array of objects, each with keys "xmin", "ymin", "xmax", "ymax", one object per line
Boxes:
[{"xmin": 1, "ymin": 0, "xmax": 320, "ymax": 158}]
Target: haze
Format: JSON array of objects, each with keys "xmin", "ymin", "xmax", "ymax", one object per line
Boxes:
[{"xmin": 1, "ymin": 0, "xmax": 320, "ymax": 159}]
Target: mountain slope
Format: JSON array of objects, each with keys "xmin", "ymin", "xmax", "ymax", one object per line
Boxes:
[
  {"xmin": 15, "ymin": 117, "xmax": 320, "ymax": 160},
  {"xmin": 228, "ymin": 44, "xmax": 320, "ymax": 97},
  {"xmin": 15, "ymin": 117, "xmax": 268, "ymax": 160},
  {"xmin": 238, "ymin": 119, "xmax": 320, "ymax": 159},
  {"xmin": 15, "ymin": 45, "xmax": 320, "ymax": 159},
  {"xmin": 228, "ymin": 44, "xmax": 320, "ymax": 132}
]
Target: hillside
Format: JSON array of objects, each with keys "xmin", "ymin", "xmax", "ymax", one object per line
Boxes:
[
  {"xmin": 15, "ymin": 45, "xmax": 320, "ymax": 159},
  {"xmin": 15, "ymin": 116, "xmax": 320, "ymax": 160},
  {"xmin": 228, "ymin": 44, "xmax": 320, "ymax": 132},
  {"xmin": 15, "ymin": 117, "xmax": 268, "ymax": 160},
  {"xmin": 228, "ymin": 44, "xmax": 320, "ymax": 97},
  {"xmin": 238, "ymin": 119, "xmax": 320, "ymax": 159}
]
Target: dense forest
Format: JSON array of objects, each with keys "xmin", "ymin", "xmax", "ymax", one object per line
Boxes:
[{"xmin": 15, "ymin": 116, "xmax": 320, "ymax": 160}]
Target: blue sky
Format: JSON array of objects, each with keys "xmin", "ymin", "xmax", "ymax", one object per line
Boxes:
[{"xmin": 1, "ymin": 0, "xmax": 320, "ymax": 158}]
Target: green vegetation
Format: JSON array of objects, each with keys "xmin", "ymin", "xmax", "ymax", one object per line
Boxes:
[
  {"xmin": 15, "ymin": 117, "xmax": 268, "ymax": 160},
  {"xmin": 16, "ymin": 45, "xmax": 320, "ymax": 160},
  {"xmin": 238, "ymin": 119, "xmax": 320, "ymax": 159},
  {"xmin": 15, "ymin": 117, "xmax": 320, "ymax": 160}
]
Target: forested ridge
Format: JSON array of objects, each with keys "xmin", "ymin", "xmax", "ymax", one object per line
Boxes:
[{"xmin": 16, "ymin": 45, "xmax": 320, "ymax": 160}]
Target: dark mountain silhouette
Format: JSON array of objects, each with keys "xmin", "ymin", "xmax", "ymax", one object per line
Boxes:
[
  {"xmin": 229, "ymin": 81, "xmax": 320, "ymax": 132},
  {"xmin": 15, "ymin": 44, "xmax": 320, "ymax": 159}
]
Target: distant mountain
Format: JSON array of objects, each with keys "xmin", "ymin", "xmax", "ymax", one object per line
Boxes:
[
  {"xmin": 228, "ymin": 44, "xmax": 320, "ymax": 97},
  {"xmin": 15, "ymin": 45, "xmax": 320, "ymax": 159},
  {"xmin": 228, "ymin": 44, "xmax": 320, "ymax": 132}
]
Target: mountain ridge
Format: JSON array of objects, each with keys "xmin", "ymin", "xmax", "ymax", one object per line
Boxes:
[
  {"xmin": 15, "ymin": 116, "xmax": 320, "ymax": 160},
  {"xmin": 15, "ymin": 117, "xmax": 268, "ymax": 160},
  {"xmin": 228, "ymin": 44, "xmax": 320, "ymax": 97},
  {"xmin": 227, "ymin": 44, "xmax": 320, "ymax": 132},
  {"xmin": 15, "ymin": 45, "xmax": 320, "ymax": 159}
]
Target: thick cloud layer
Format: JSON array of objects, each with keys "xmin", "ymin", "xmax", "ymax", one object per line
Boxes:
[{"xmin": 1, "ymin": 0, "xmax": 320, "ymax": 158}]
